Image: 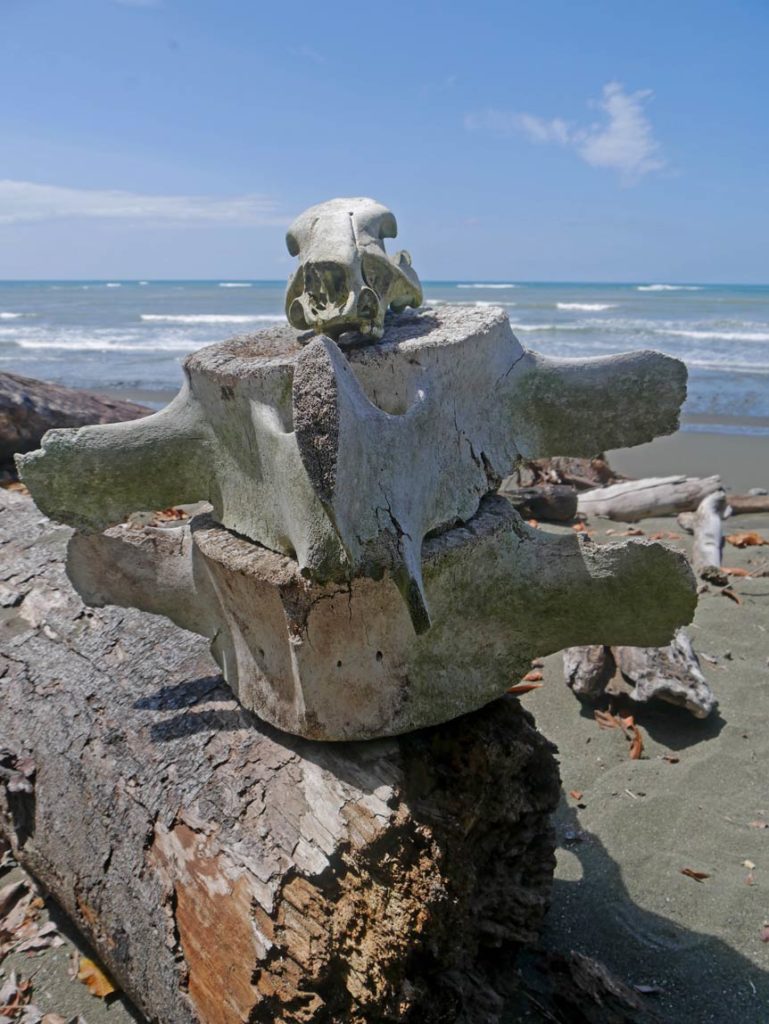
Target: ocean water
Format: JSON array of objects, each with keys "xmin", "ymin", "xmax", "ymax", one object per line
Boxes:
[{"xmin": 1, "ymin": 280, "xmax": 768, "ymax": 435}]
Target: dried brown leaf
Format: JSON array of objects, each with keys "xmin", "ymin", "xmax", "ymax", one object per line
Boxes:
[
  {"xmin": 725, "ymin": 567, "xmax": 752, "ymax": 578},
  {"xmin": 507, "ymin": 682, "xmax": 543, "ymax": 695},
  {"xmin": 726, "ymin": 531, "xmax": 768, "ymax": 548},
  {"xmin": 77, "ymin": 957, "xmax": 117, "ymax": 999},
  {"xmin": 722, "ymin": 587, "xmax": 742, "ymax": 605},
  {"xmin": 662, "ymin": 754, "xmax": 680, "ymax": 764},
  {"xmin": 680, "ymin": 867, "xmax": 710, "ymax": 882},
  {"xmin": 523, "ymin": 670, "xmax": 544, "ymax": 682},
  {"xmin": 750, "ymin": 820, "xmax": 769, "ymax": 829},
  {"xmin": 568, "ymin": 790, "xmax": 584, "ymax": 801},
  {"xmin": 761, "ymin": 925, "xmax": 769, "ymax": 942},
  {"xmin": 594, "ymin": 709, "xmax": 620, "ymax": 730},
  {"xmin": 628, "ymin": 725, "xmax": 645, "ymax": 760}
]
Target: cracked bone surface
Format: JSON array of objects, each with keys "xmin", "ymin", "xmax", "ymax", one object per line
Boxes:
[
  {"xmin": 285, "ymin": 197, "xmax": 422, "ymax": 340},
  {"xmin": 18, "ymin": 300, "xmax": 697, "ymax": 737},
  {"xmin": 68, "ymin": 497, "xmax": 696, "ymax": 740},
  {"xmin": 18, "ymin": 304, "xmax": 688, "ymax": 633}
]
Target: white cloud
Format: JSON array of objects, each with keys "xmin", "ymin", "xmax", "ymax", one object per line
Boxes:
[
  {"xmin": 0, "ymin": 181, "xmax": 284, "ymax": 226},
  {"xmin": 465, "ymin": 82, "xmax": 665, "ymax": 185}
]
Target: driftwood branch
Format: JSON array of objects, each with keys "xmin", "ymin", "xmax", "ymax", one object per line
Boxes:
[
  {"xmin": 577, "ymin": 475, "xmax": 721, "ymax": 522},
  {"xmin": 691, "ymin": 490, "xmax": 728, "ymax": 581},
  {"xmin": 0, "ymin": 491, "xmax": 560, "ymax": 1024}
]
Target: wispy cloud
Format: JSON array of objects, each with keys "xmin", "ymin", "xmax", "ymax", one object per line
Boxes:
[
  {"xmin": 0, "ymin": 181, "xmax": 284, "ymax": 226},
  {"xmin": 465, "ymin": 82, "xmax": 665, "ymax": 185}
]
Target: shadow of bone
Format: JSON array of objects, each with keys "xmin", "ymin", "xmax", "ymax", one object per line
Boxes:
[{"xmin": 529, "ymin": 799, "xmax": 769, "ymax": 1024}]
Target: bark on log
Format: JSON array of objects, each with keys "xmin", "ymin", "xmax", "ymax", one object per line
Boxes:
[
  {"xmin": 498, "ymin": 483, "xmax": 578, "ymax": 522},
  {"xmin": 0, "ymin": 491, "xmax": 561, "ymax": 1024},
  {"xmin": 692, "ymin": 490, "xmax": 728, "ymax": 582},
  {"xmin": 577, "ymin": 475, "xmax": 722, "ymax": 522},
  {"xmin": 0, "ymin": 371, "xmax": 149, "ymax": 464}
]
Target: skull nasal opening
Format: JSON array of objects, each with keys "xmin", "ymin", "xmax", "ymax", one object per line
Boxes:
[{"xmin": 303, "ymin": 262, "xmax": 351, "ymax": 310}]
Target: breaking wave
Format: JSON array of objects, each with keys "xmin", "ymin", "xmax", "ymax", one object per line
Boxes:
[
  {"xmin": 556, "ymin": 302, "xmax": 617, "ymax": 311},
  {"xmin": 456, "ymin": 283, "xmax": 518, "ymax": 289},
  {"xmin": 218, "ymin": 282, "xmax": 252, "ymax": 288},
  {"xmin": 141, "ymin": 314, "xmax": 284, "ymax": 324},
  {"xmin": 637, "ymin": 284, "xmax": 703, "ymax": 292}
]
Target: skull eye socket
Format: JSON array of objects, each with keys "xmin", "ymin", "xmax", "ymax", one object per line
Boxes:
[{"xmin": 361, "ymin": 253, "xmax": 394, "ymax": 298}]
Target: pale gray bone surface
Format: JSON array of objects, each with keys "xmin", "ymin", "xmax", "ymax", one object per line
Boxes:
[
  {"xmin": 284, "ymin": 197, "xmax": 422, "ymax": 341},
  {"xmin": 18, "ymin": 305, "xmax": 689, "ymax": 632},
  {"xmin": 68, "ymin": 496, "xmax": 697, "ymax": 740}
]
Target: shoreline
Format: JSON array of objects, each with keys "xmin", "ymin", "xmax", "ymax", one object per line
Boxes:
[{"xmin": 91, "ymin": 385, "xmax": 769, "ymax": 493}]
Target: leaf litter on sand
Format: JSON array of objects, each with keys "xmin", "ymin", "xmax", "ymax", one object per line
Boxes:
[
  {"xmin": 593, "ymin": 709, "xmax": 645, "ymax": 759},
  {"xmin": 725, "ymin": 531, "xmax": 768, "ymax": 548}
]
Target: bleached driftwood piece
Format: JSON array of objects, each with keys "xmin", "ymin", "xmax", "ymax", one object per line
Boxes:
[
  {"xmin": 612, "ymin": 631, "xmax": 717, "ymax": 719},
  {"xmin": 577, "ymin": 475, "xmax": 722, "ymax": 522},
  {"xmin": 677, "ymin": 511, "xmax": 696, "ymax": 534},
  {"xmin": 0, "ymin": 490, "xmax": 560, "ymax": 1024},
  {"xmin": 563, "ymin": 645, "xmax": 615, "ymax": 700},
  {"xmin": 691, "ymin": 489, "xmax": 728, "ymax": 580},
  {"xmin": 562, "ymin": 631, "xmax": 717, "ymax": 719},
  {"xmin": 725, "ymin": 494, "xmax": 769, "ymax": 515}
]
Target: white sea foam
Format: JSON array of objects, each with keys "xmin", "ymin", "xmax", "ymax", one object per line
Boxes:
[
  {"xmin": 637, "ymin": 284, "xmax": 703, "ymax": 292},
  {"xmin": 105, "ymin": 282, "xmax": 122, "ymax": 288},
  {"xmin": 686, "ymin": 358, "xmax": 769, "ymax": 374},
  {"xmin": 139, "ymin": 281, "xmax": 149, "ymax": 285},
  {"xmin": 218, "ymin": 282, "xmax": 252, "ymax": 288},
  {"xmin": 424, "ymin": 299, "xmax": 516, "ymax": 307},
  {"xmin": 15, "ymin": 336, "xmax": 198, "ymax": 352},
  {"xmin": 0, "ymin": 312, "xmax": 24, "ymax": 319},
  {"xmin": 457, "ymin": 283, "xmax": 517, "ymax": 289},
  {"xmin": 141, "ymin": 314, "xmax": 283, "ymax": 324},
  {"xmin": 663, "ymin": 328, "xmax": 769, "ymax": 343},
  {"xmin": 557, "ymin": 302, "xmax": 617, "ymax": 311}
]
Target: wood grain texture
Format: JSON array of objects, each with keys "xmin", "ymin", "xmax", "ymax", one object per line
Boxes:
[{"xmin": 0, "ymin": 491, "xmax": 560, "ymax": 1024}]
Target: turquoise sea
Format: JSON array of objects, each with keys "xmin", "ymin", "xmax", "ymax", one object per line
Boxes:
[{"xmin": 1, "ymin": 280, "xmax": 768, "ymax": 436}]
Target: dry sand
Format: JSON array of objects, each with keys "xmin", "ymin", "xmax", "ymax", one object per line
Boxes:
[{"xmin": 510, "ymin": 428, "xmax": 769, "ymax": 1024}]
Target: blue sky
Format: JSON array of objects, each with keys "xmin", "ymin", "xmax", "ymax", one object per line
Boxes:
[{"xmin": 1, "ymin": 0, "xmax": 767, "ymax": 281}]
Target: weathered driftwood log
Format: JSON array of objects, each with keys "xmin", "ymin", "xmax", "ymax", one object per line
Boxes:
[
  {"xmin": 691, "ymin": 490, "xmax": 728, "ymax": 582},
  {"xmin": 577, "ymin": 475, "xmax": 722, "ymax": 522},
  {"xmin": 563, "ymin": 630, "xmax": 716, "ymax": 719},
  {"xmin": 0, "ymin": 371, "xmax": 149, "ymax": 464},
  {"xmin": 0, "ymin": 491, "xmax": 561, "ymax": 1024},
  {"xmin": 498, "ymin": 483, "xmax": 578, "ymax": 522},
  {"xmin": 725, "ymin": 493, "xmax": 769, "ymax": 516}
]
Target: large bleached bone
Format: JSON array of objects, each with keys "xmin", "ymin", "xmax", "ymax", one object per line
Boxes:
[
  {"xmin": 285, "ymin": 197, "xmax": 423, "ymax": 341},
  {"xmin": 18, "ymin": 306, "xmax": 687, "ymax": 632},
  {"xmin": 67, "ymin": 496, "xmax": 697, "ymax": 741}
]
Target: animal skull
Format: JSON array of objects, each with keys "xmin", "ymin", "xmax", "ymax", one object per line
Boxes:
[{"xmin": 285, "ymin": 197, "xmax": 423, "ymax": 341}]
